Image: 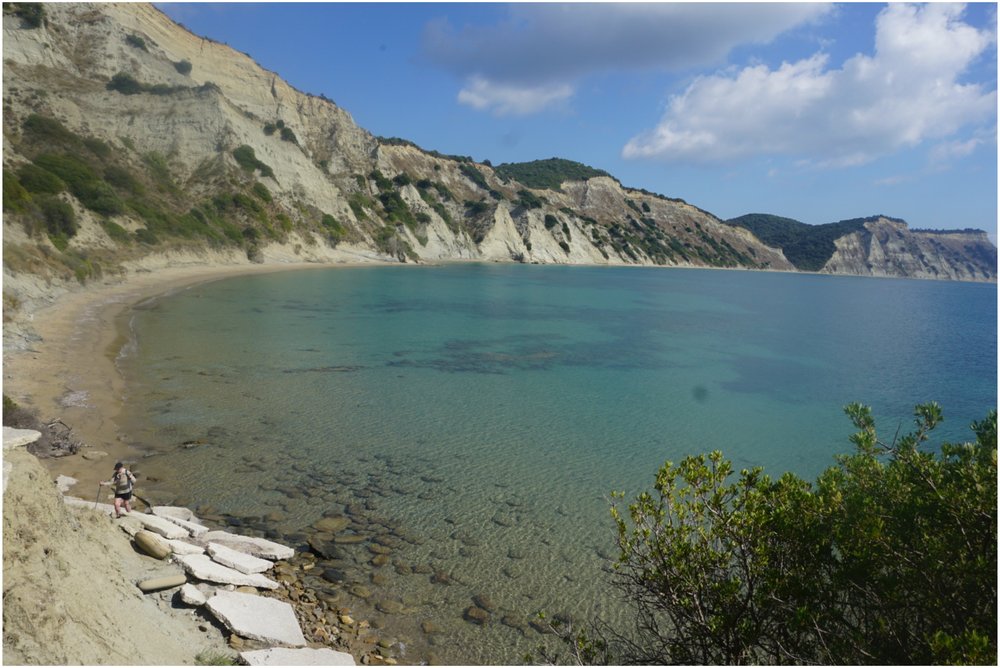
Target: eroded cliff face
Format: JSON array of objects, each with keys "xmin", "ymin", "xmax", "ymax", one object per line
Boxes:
[
  {"xmin": 1, "ymin": 1, "xmax": 792, "ymax": 297},
  {"xmin": 822, "ymin": 219, "xmax": 996, "ymax": 282},
  {"xmin": 2, "ymin": 1, "xmax": 993, "ymax": 307}
]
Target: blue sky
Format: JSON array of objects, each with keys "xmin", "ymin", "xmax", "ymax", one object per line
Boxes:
[{"xmin": 158, "ymin": 3, "xmax": 998, "ymax": 238}]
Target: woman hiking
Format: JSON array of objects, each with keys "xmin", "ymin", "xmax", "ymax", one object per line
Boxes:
[{"xmin": 100, "ymin": 462, "xmax": 136, "ymax": 518}]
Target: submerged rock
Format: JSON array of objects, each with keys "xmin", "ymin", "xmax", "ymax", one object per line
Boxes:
[{"xmin": 463, "ymin": 606, "xmax": 490, "ymax": 625}]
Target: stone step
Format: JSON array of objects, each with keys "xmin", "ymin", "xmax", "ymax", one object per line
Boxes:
[
  {"xmin": 175, "ymin": 553, "xmax": 279, "ymax": 589},
  {"xmin": 207, "ymin": 542, "xmax": 273, "ymax": 574},
  {"xmin": 200, "ymin": 530, "xmax": 295, "ymax": 561},
  {"xmin": 205, "ymin": 590, "xmax": 306, "ymax": 647}
]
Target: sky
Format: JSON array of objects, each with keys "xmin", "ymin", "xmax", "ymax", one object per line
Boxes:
[{"xmin": 158, "ymin": 2, "xmax": 998, "ymax": 238}]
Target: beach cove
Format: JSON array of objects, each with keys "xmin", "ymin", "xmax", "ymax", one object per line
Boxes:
[{"xmin": 4, "ymin": 257, "xmax": 997, "ymax": 665}]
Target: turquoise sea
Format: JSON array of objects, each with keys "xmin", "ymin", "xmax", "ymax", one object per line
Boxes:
[{"xmin": 117, "ymin": 265, "xmax": 996, "ymax": 664}]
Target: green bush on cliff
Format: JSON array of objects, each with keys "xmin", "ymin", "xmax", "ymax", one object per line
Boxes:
[
  {"xmin": 598, "ymin": 403, "xmax": 997, "ymax": 665},
  {"xmin": 5, "ymin": 2, "xmax": 45, "ymax": 28},
  {"xmin": 16, "ymin": 163, "xmax": 65, "ymax": 194},
  {"xmin": 232, "ymin": 145, "xmax": 274, "ymax": 179},
  {"xmin": 2, "ymin": 171, "xmax": 32, "ymax": 212}
]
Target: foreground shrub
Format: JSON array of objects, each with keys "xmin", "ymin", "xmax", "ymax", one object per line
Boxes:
[{"xmin": 608, "ymin": 403, "xmax": 997, "ymax": 665}]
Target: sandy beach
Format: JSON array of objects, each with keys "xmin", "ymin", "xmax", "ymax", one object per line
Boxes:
[
  {"xmin": 2, "ymin": 254, "xmax": 398, "ymax": 664},
  {"xmin": 4, "ymin": 257, "xmax": 386, "ymax": 495}
]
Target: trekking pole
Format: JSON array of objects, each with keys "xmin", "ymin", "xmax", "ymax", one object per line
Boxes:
[{"xmin": 94, "ymin": 483, "xmax": 102, "ymax": 510}]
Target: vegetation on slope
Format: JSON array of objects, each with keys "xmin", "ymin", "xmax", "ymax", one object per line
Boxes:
[
  {"xmin": 2, "ymin": 113, "xmax": 344, "ymax": 281},
  {"xmin": 494, "ymin": 158, "xmax": 613, "ymax": 192},
  {"xmin": 725, "ymin": 213, "xmax": 876, "ymax": 272}
]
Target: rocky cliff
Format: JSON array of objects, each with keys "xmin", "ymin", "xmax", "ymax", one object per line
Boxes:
[
  {"xmin": 2, "ymin": 1, "xmax": 994, "ymax": 317},
  {"xmin": 822, "ymin": 218, "xmax": 996, "ymax": 282}
]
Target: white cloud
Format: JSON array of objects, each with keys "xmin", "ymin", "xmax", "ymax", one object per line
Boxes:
[
  {"xmin": 423, "ymin": 3, "xmax": 831, "ymax": 115},
  {"xmin": 457, "ymin": 77, "xmax": 574, "ymax": 117},
  {"xmin": 623, "ymin": 4, "xmax": 997, "ymax": 167}
]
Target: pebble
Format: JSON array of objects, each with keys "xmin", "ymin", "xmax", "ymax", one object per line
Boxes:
[
  {"xmin": 376, "ymin": 599, "xmax": 405, "ymax": 615},
  {"xmin": 421, "ymin": 620, "xmax": 444, "ymax": 635},
  {"xmin": 472, "ymin": 594, "xmax": 495, "ymax": 612},
  {"xmin": 501, "ymin": 615, "xmax": 529, "ymax": 635},
  {"xmin": 350, "ymin": 584, "xmax": 372, "ymax": 599},
  {"xmin": 463, "ymin": 606, "xmax": 490, "ymax": 625},
  {"xmin": 313, "ymin": 516, "xmax": 351, "ymax": 533}
]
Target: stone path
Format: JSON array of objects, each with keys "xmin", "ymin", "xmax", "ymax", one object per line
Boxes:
[{"xmin": 58, "ymin": 497, "xmax": 356, "ymax": 665}]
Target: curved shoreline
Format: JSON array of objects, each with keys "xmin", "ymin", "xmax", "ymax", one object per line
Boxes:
[{"xmin": 3, "ymin": 259, "xmax": 388, "ymax": 494}]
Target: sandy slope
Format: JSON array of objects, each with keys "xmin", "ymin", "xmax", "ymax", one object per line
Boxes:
[{"xmin": 2, "ymin": 447, "xmax": 230, "ymax": 665}]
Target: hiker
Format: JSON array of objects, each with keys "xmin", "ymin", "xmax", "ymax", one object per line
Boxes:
[{"xmin": 100, "ymin": 462, "xmax": 136, "ymax": 518}]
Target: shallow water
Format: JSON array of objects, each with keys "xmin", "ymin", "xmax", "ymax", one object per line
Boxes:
[{"xmin": 115, "ymin": 265, "xmax": 997, "ymax": 664}]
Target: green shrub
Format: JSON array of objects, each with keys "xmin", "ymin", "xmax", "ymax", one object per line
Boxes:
[
  {"xmin": 559, "ymin": 240, "xmax": 570, "ymax": 253},
  {"xmin": 279, "ymin": 126, "xmax": 297, "ymax": 144},
  {"xmin": 465, "ymin": 200, "xmax": 490, "ymax": 216},
  {"xmin": 119, "ymin": 136, "xmax": 136, "ymax": 151},
  {"xmin": 251, "ymin": 182, "xmax": 272, "ymax": 202},
  {"xmin": 107, "ymin": 72, "xmax": 144, "ymax": 95},
  {"xmin": 263, "ymin": 122, "xmax": 277, "ymax": 136},
  {"xmin": 76, "ymin": 180, "xmax": 124, "ymax": 215},
  {"xmin": 392, "ymin": 173, "xmax": 412, "ymax": 187},
  {"xmin": 125, "ymin": 34, "xmax": 148, "ymax": 51},
  {"xmin": 17, "ymin": 164, "xmax": 64, "ymax": 194},
  {"xmin": 142, "ymin": 152, "xmax": 176, "ymax": 192},
  {"xmin": 459, "ymin": 163, "xmax": 489, "ymax": 191},
  {"xmin": 348, "ymin": 193, "xmax": 373, "ymax": 221},
  {"xmin": 276, "ymin": 212, "xmax": 292, "ymax": 232},
  {"xmin": 516, "ymin": 189, "xmax": 543, "ymax": 209},
  {"xmin": 6, "ymin": 2, "xmax": 45, "ymax": 28},
  {"xmin": 22, "ymin": 114, "xmax": 78, "ymax": 145},
  {"xmin": 369, "ymin": 169, "xmax": 392, "ymax": 191},
  {"xmin": 134, "ymin": 228, "xmax": 158, "ymax": 245},
  {"xmin": 174, "ymin": 59, "xmax": 193, "ymax": 75},
  {"xmin": 83, "ymin": 137, "xmax": 112, "ymax": 159},
  {"xmin": 3, "ymin": 171, "xmax": 31, "ymax": 212},
  {"xmin": 102, "ymin": 220, "xmax": 130, "ymax": 244},
  {"xmin": 33, "ymin": 153, "xmax": 96, "ymax": 187},
  {"xmin": 37, "ymin": 195, "xmax": 76, "ymax": 238},
  {"xmin": 232, "ymin": 145, "xmax": 274, "ymax": 178},
  {"xmin": 104, "ymin": 165, "xmax": 144, "ymax": 195},
  {"xmin": 544, "ymin": 214, "xmax": 558, "ymax": 230}
]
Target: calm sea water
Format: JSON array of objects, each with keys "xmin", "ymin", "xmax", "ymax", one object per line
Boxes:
[{"xmin": 117, "ymin": 265, "xmax": 996, "ymax": 664}]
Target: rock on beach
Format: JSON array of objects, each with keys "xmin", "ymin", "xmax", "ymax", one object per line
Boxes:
[{"xmin": 206, "ymin": 590, "xmax": 306, "ymax": 647}]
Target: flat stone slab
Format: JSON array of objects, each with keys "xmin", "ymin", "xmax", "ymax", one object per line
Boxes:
[
  {"xmin": 160, "ymin": 514, "xmax": 209, "ymax": 537},
  {"xmin": 151, "ymin": 505, "xmax": 196, "ymax": 522},
  {"xmin": 205, "ymin": 590, "xmax": 305, "ymax": 647},
  {"xmin": 127, "ymin": 512, "xmax": 190, "ymax": 540},
  {"xmin": 2, "ymin": 427, "xmax": 39, "ymax": 450},
  {"xmin": 200, "ymin": 530, "xmax": 294, "ymax": 561},
  {"xmin": 64, "ymin": 496, "xmax": 117, "ymax": 516},
  {"xmin": 178, "ymin": 583, "xmax": 208, "ymax": 606},
  {"xmin": 3, "ymin": 427, "xmax": 41, "ymax": 450},
  {"xmin": 240, "ymin": 647, "xmax": 355, "ymax": 665},
  {"xmin": 207, "ymin": 542, "xmax": 273, "ymax": 574},
  {"xmin": 166, "ymin": 539, "xmax": 205, "ymax": 555},
  {"xmin": 175, "ymin": 554, "xmax": 278, "ymax": 589},
  {"xmin": 55, "ymin": 475, "xmax": 78, "ymax": 492}
]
